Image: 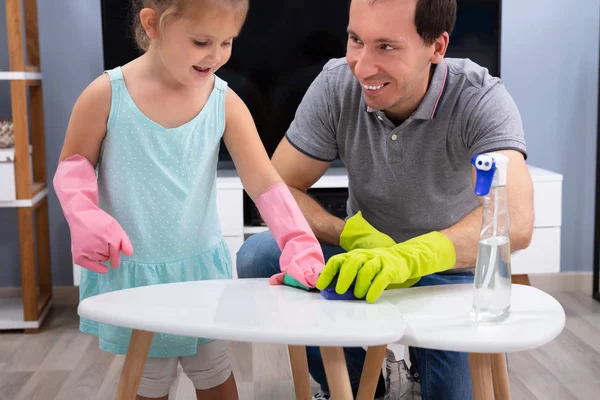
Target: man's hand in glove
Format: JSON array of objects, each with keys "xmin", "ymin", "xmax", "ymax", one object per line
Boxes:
[
  {"xmin": 339, "ymin": 211, "xmax": 396, "ymax": 251},
  {"xmin": 317, "ymin": 231, "xmax": 457, "ymax": 302}
]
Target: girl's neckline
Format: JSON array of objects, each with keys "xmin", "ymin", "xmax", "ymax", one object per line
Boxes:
[{"xmin": 117, "ymin": 66, "xmax": 218, "ymax": 132}]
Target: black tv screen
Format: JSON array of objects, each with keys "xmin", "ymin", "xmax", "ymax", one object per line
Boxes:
[{"xmin": 100, "ymin": 0, "xmax": 501, "ymax": 167}]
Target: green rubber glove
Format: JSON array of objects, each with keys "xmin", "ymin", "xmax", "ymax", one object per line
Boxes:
[
  {"xmin": 317, "ymin": 231, "xmax": 456, "ymax": 303},
  {"xmin": 339, "ymin": 211, "xmax": 396, "ymax": 251}
]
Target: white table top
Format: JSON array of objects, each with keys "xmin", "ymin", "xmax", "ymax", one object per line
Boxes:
[
  {"xmin": 381, "ymin": 283, "xmax": 565, "ymax": 353},
  {"xmin": 77, "ymin": 278, "xmax": 406, "ymax": 347}
]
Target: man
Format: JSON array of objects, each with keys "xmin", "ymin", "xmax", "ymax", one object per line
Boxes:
[{"xmin": 237, "ymin": 0, "xmax": 534, "ymax": 398}]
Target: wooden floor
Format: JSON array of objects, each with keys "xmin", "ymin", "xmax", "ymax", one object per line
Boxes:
[{"xmin": 0, "ymin": 289, "xmax": 599, "ymax": 399}]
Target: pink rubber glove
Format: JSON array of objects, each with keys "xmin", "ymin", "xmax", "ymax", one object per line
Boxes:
[
  {"xmin": 255, "ymin": 182, "xmax": 325, "ymax": 287},
  {"xmin": 53, "ymin": 154, "xmax": 133, "ymax": 273}
]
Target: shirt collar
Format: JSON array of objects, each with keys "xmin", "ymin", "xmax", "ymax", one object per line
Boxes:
[{"xmin": 365, "ymin": 58, "xmax": 448, "ymax": 120}]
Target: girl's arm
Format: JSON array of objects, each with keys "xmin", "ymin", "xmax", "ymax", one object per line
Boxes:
[
  {"xmin": 222, "ymin": 87, "xmax": 282, "ymax": 200},
  {"xmin": 223, "ymin": 88, "xmax": 325, "ymax": 288},
  {"xmin": 58, "ymin": 74, "xmax": 112, "ymax": 165},
  {"xmin": 53, "ymin": 74, "xmax": 133, "ymax": 272}
]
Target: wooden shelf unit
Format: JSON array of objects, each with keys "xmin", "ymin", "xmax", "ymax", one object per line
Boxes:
[{"xmin": 0, "ymin": 0, "xmax": 52, "ymax": 332}]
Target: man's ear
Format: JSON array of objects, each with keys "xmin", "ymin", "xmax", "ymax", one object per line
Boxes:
[
  {"xmin": 429, "ymin": 32, "xmax": 449, "ymax": 64},
  {"xmin": 140, "ymin": 8, "xmax": 160, "ymax": 40}
]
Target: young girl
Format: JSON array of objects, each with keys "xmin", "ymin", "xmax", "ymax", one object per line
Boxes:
[{"xmin": 53, "ymin": 0, "xmax": 325, "ymax": 398}]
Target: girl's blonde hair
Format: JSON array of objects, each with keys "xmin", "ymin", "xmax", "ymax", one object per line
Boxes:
[{"xmin": 132, "ymin": 0, "xmax": 249, "ymax": 51}]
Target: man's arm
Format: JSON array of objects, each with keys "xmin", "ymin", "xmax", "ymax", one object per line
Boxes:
[
  {"xmin": 271, "ymin": 137, "xmax": 345, "ymax": 246},
  {"xmin": 440, "ymin": 149, "xmax": 534, "ymax": 268}
]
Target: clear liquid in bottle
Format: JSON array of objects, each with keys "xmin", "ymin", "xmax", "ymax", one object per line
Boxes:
[{"xmin": 470, "ymin": 236, "xmax": 511, "ymax": 323}]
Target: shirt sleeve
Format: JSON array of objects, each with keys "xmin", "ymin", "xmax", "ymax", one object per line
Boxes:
[
  {"xmin": 462, "ymin": 81, "xmax": 528, "ymax": 160},
  {"xmin": 285, "ymin": 68, "xmax": 339, "ymax": 162}
]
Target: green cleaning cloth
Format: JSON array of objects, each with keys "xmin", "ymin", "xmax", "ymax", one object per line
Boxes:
[{"xmin": 283, "ymin": 274, "xmax": 316, "ymax": 291}]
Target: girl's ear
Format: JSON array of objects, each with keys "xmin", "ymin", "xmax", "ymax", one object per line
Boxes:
[{"xmin": 140, "ymin": 8, "xmax": 160, "ymax": 40}]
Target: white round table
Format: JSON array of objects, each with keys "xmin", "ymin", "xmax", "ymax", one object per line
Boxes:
[
  {"xmin": 380, "ymin": 283, "xmax": 566, "ymax": 400},
  {"xmin": 78, "ymin": 278, "xmax": 406, "ymax": 400}
]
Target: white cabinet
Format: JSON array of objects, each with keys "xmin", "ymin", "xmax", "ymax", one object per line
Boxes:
[
  {"xmin": 216, "ymin": 188, "xmax": 244, "ymax": 279},
  {"xmin": 511, "ymin": 227, "xmax": 561, "ymax": 274},
  {"xmin": 216, "ymin": 188, "xmax": 244, "ymax": 236},
  {"xmin": 511, "ymin": 166, "xmax": 563, "ymax": 274},
  {"xmin": 216, "ymin": 186, "xmax": 244, "ymax": 278},
  {"xmin": 73, "ymin": 164, "xmax": 563, "ymax": 285}
]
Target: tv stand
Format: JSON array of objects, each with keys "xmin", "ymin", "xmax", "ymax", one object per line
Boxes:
[{"xmin": 72, "ymin": 165, "xmax": 563, "ymax": 284}]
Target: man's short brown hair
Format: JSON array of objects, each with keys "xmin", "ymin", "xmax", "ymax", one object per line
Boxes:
[{"xmin": 353, "ymin": 0, "xmax": 457, "ymax": 45}]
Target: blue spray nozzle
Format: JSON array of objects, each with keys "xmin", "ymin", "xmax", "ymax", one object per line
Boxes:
[{"xmin": 472, "ymin": 154, "xmax": 496, "ymax": 196}]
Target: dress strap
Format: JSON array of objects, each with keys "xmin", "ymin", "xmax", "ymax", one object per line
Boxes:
[
  {"xmin": 103, "ymin": 67, "xmax": 124, "ymax": 129},
  {"xmin": 104, "ymin": 66, "xmax": 124, "ymax": 82}
]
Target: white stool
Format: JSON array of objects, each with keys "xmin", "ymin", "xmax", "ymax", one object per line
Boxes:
[{"xmin": 381, "ymin": 283, "xmax": 566, "ymax": 399}]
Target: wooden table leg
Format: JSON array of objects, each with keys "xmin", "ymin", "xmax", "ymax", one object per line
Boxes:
[
  {"xmin": 468, "ymin": 353, "xmax": 494, "ymax": 400},
  {"xmin": 356, "ymin": 345, "xmax": 387, "ymax": 400},
  {"xmin": 320, "ymin": 346, "xmax": 353, "ymax": 400},
  {"xmin": 116, "ymin": 329, "xmax": 154, "ymax": 400},
  {"xmin": 491, "ymin": 353, "xmax": 511, "ymax": 400},
  {"xmin": 288, "ymin": 345, "xmax": 312, "ymax": 400},
  {"xmin": 512, "ymin": 274, "xmax": 530, "ymax": 286}
]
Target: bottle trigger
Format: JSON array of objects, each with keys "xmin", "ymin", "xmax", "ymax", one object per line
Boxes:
[{"xmin": 472, "ymin": 154, "xmax": 496, "ymax": 196}]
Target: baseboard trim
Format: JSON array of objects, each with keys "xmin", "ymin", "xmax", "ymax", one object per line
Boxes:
[
  {"xmin": 0, "ymin": 272, "xmax": 593, "ymax": 306},
  {"xmin": 528, "ymin": 271, "xmax": 593, "ymax": 293},
  {"xmin": 0, "ymin": 286, "xmax": 79, "ymax": 305}
]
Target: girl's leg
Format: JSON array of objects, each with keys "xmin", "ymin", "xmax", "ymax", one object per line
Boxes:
[
  {"xmin": 195, "ymin": 373, "xmax": 238, "ymax": 400},
  {"xmin": 136, "ymin": 356, "xmax": 178, "ymax": 399},
  {"xmin": 181, "ymin": 340, "xmax": 239, "ymax": 400}
]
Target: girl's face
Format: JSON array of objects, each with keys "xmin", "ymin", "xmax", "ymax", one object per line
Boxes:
[{"xmin": 151, "ymin": 6, "xmax": 243, "ymax": 88}]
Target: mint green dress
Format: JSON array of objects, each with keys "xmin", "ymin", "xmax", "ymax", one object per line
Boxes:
[{"xmin": 79, "ymin": 66, "xmax": 232, "ymax": 357}]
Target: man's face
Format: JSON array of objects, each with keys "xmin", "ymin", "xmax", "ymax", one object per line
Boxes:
[{"xmin": 346, "ymin": 0, "xmax": 441, "ymax": 119}]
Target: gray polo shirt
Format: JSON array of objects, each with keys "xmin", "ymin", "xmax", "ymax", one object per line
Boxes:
[{"xmin": 286, "ymin": 57, "xmax": 527, "ymax": 248}]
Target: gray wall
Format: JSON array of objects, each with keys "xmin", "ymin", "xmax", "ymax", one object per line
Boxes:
[
  {"xmin": 0, "ymin": 0, "xmax": 598, "ymax": 286},
  {"xmin": 501, "ymin": 0, "xmax": 599, "ymax": 273}
]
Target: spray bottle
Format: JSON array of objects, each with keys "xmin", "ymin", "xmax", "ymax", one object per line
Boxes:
[{"xmin": 470, "ymin": 153, "xmax": 512, "ymax": 323}]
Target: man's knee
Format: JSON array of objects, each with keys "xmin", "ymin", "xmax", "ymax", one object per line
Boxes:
[
  {"xmin": 236, "ymin": 230, "xmax": 281, "ymax": 278},
  {"xmin": 410, "ymin": 347, "xmax": 473, "ymax": 399}
]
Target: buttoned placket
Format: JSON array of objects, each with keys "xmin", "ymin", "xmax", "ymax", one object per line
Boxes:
[{"xmin": 373, "ymin": 110, "xmax": 405, "ymax": 164}]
